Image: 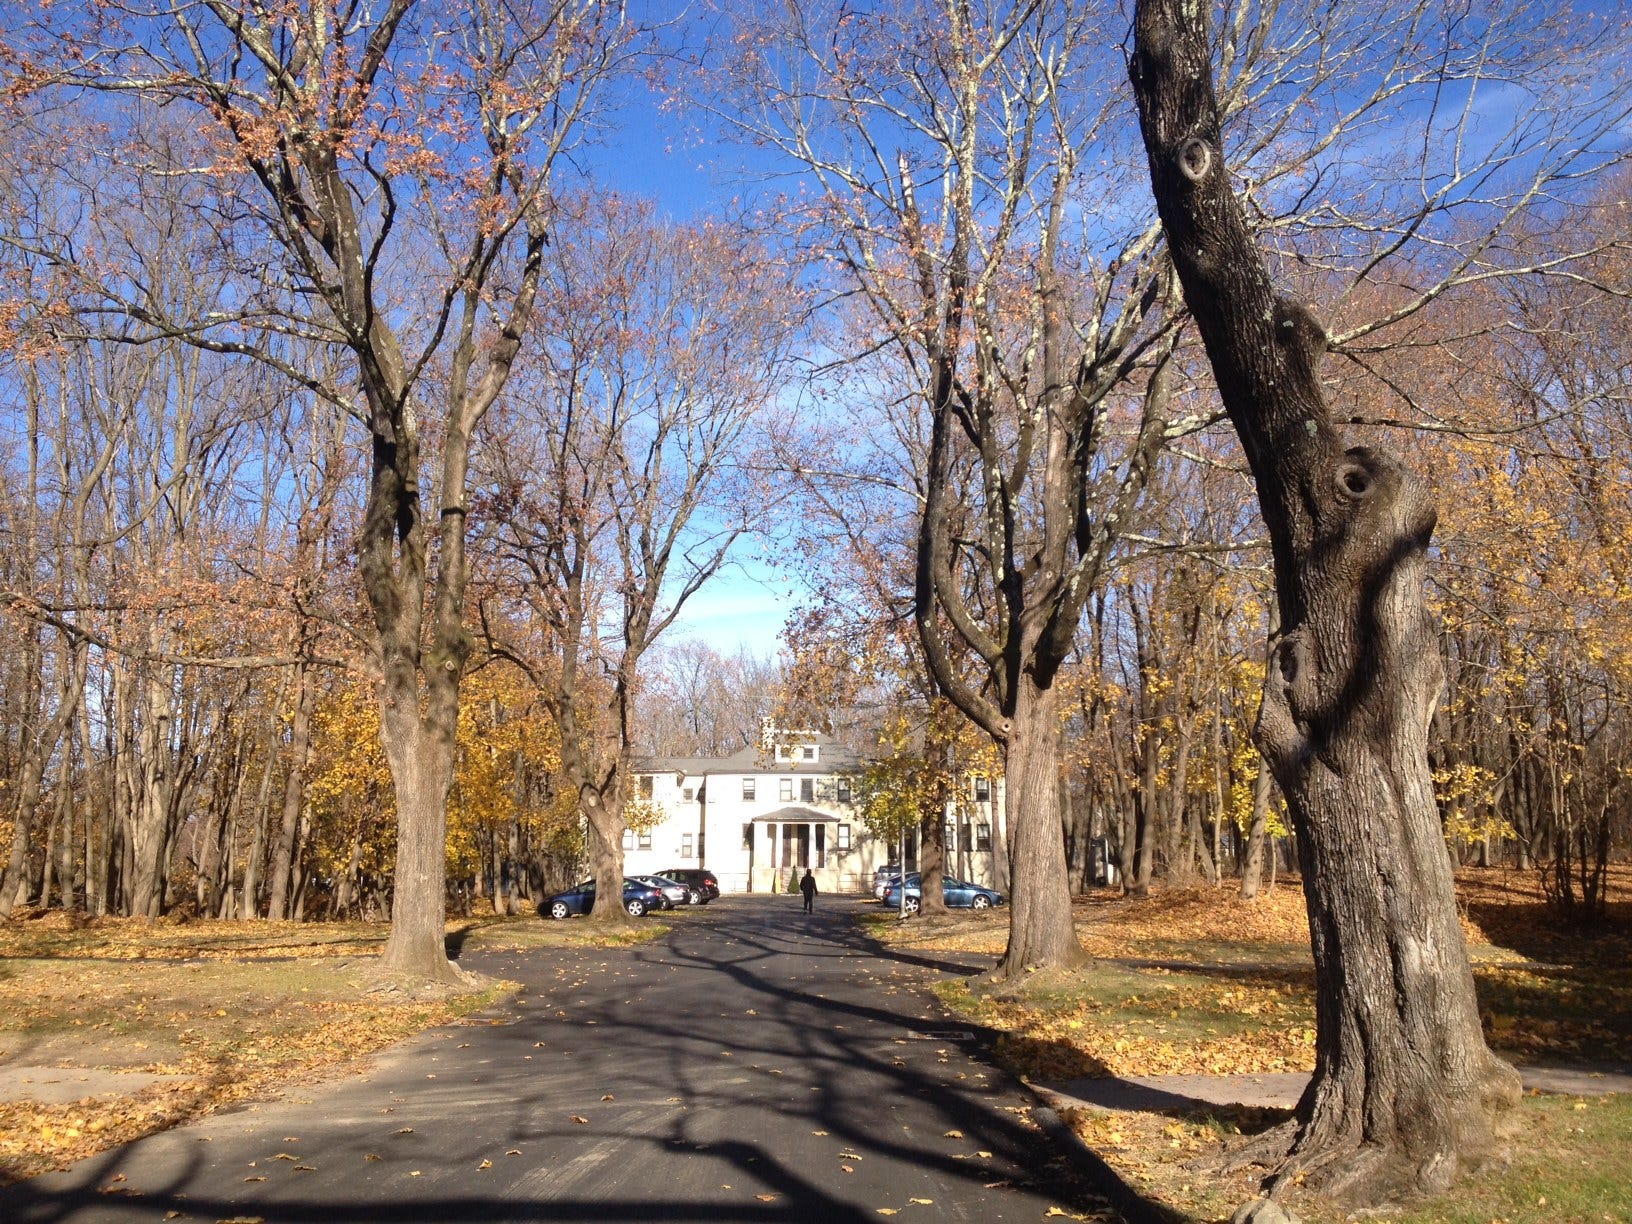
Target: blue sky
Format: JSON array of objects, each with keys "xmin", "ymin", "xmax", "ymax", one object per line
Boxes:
[{"xmin": 575, "ymin": 29, "xmax": 806, "ymax": 662}]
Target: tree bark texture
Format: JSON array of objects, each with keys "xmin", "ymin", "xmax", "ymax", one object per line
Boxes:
[
  {"xmin": 1129, "ymin": 0, "xmax": 1520, "ymax": 1205},
  {"xmin": 997, "ymin": 684, "xmax": 1087, "ymax": 977}
]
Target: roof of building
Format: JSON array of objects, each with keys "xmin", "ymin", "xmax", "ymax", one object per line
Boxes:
[
  {"xmin": 633, "ymin": 735, "xmax": 869, "ymax": 777},
  {"xmin": 750, "ymin": 805, "xmax": 843, "ymax": 823}
]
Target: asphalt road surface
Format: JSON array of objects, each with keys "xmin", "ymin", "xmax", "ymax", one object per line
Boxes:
[{"xmin": 2, "ymin": 895, "xmax": 1119, "ymax": 1223}]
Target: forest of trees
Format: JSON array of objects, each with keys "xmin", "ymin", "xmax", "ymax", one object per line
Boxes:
[{"xmin": 0, "ymin": 0, "xmax": 1627, "ymax": 945}]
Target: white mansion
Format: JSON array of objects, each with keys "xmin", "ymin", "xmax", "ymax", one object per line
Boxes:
[{"xmin": 625, "ymin": 733, "xmax": 1006, "ymax": 895}]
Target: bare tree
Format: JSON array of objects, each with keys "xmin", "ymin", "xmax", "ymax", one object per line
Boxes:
[
  {"xmin": 715, "ymin": 0, "xmax": 1183, "ymax": 979},
  {"xmin": 10, "ymin": 0, "xmax": 631, "ymax": 976},
  {"xmin": 636, "ymin": 640, "xmax": 784, "ymax": 757},
  {"xmin": 1126, "ymin": 0, "xmax": 1629, "ymax": 1207},
  {"xmin": 483, "ymin": 200, "xmax": 799, "ymax": 921}
]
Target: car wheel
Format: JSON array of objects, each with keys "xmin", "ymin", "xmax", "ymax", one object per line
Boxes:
[
  {"xmin": 687, "ymin": 889, "xmax": 702, "ymax": 905},
  {"xmin": 548, "ymin": 900, "xmax": 571, "ymax": 920},
  {"xmin": 972, "ymin": 894, "xmax": 991, "ymax": 910},
  {"xmin": 625, "ymin": 898, "xmax": 647, "ymax": 917},
  {"xmin": 903, "ymin": 896, "xmax": 921, "ymax": 915}
]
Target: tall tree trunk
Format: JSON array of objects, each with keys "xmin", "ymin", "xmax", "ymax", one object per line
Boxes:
[
  {"xmin": 995, "ymin": 683, "xmax": 1087, "ymax": 978},
  {"xmin": 1130, "ymin": 4, "xmax": 1520, "ymax": 1204},
  {"xmin": 1238, "ymin": 751, "xmax": 1275, "ymax": 901},
  {"xmin": 267, "ymin": 661, "xmax": 317, "ymax": 921},
  {"xmin": 0, "ymin": 640, "xmax": 86, "ymax": 916},
  {"xmin": 241, "ymin": 707, "xmax": 282, "ymax": 920},
  {"xmin": 918, "ymin": 726, "xmax": 953, "ymax": 917},
  {"xmin": 378, "ymin": 669, "xmax": 463, "ymax": 979}
]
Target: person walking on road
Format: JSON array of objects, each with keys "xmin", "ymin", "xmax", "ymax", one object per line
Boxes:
[{"xmin": 800, "ymin": 869, "xmax": 817, "ymax": 913}]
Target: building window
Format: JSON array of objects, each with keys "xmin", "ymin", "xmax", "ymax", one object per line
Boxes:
[
  {"xmin": 836, "ymin": 777, "xmax": 851, "ymax": 803},
  {"xmin": 639, "ymin": 775, "xmax": 654, "ymax": 799},
  {"xmin": 743, "ymin": 777, "xmax": 756, "ymax": 801},
  {"xmin": 742, "ymin": 823, "xmax": 753, "ymax": 849},
  {"xmin": 779, "ymin": 778, "xmax": 793, "ymax": 801},
  {"xmin": 945, "ymin": 820, "xmax": 957, "ymax": 851},
  {"xmin": 775, "ymin": 744, "xmax": 789, "ymax": 762},
  {"xmin": 800, "ymin": 778, "xmax": 814, "ymax": 803},
  {"xmin": 837, "ymin": 824, "xmax": 851, "ymax": 850},
  {"xmin": 802, "ymin": 745, "xmax": 817, "ymax": 761},
  {"xmin": 683, "ymin": 786, "xmax": 694, "ymax": 802},
  {"xmin": 622, "ymin": 829, "xmax": 635, "ymax": 851},
  {"xmin": 681, "ymin": 833, "xmax": 693, "ymax": 858},
  {"xmin": 974, "ymin": 775, "xmax": 990, "ymax": 802},
  {"xmin": 976, "ymin": 822, "xmax": 992, "ymax": 852},
  {"xmin": 638, "ymin": 830, "xmax": 652, "ymax": 851}
]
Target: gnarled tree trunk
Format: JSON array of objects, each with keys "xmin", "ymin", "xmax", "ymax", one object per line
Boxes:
[{"xmin": 1130, "ymin": 0, "xmax": 1520, "ymax": 1206}]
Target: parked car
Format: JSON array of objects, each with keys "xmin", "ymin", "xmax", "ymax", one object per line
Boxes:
[
  {"xmin": 632, "ymin": 874, "xmax": 692, "ymax": 909},
  {"xmin": 881, "ymin": 873, "xmax": 1004, "ymax": 915},
  {"xmin": 656, "ymin": 867, "xmax": 718, "ymax": 903},
  {"xmin": 542, "ymin": 878, "xmax": 665, "ymax": 919},
  {"xmin": 872, "ymin": 864, "xmax": 904, "ymax": 899}
]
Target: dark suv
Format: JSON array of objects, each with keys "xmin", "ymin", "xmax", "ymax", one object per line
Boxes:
[{"xmin": 656, "ymin": 867, "xmax": 719, "ymax": 903}]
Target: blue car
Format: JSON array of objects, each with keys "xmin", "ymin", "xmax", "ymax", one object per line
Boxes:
[
  {"xmin": 881, "ymin": 873, "xmax": 1004, "ymax": 915},
  {"xmin": 543, "ymin": 878, "xmax": 665, "ymax": 919}
]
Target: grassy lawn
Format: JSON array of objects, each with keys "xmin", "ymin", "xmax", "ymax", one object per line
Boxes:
[
  {"xmin": 864, "ymin": 868, "xmax": 1632, "ymax": 1222},
  {"xmin": 0, "ymin": 909, "xmax": 666, "ymax": 1183},
  {"xmin": 1058, "ymin": 1091, "xmax": 1632, "ymax": 1224}
]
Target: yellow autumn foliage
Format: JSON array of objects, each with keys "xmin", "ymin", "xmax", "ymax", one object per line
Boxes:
[{"xmin": 305, "ymin": 665, "xmax": 567, "ymax": 879}]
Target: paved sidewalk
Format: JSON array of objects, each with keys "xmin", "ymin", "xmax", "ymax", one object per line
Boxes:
[
  {"xmin": 0, "ymin": 1068, "xmax": 189, "ymax": 1105},
  {"xmin": 1038, "ymin": 1063, "xmax": 1632, "ymax": 1115}
]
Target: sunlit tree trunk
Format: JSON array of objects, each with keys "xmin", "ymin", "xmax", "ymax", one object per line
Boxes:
[{"xmin": 1130, "ymin": 0, "xmax": 1521, "ymax": 1202}]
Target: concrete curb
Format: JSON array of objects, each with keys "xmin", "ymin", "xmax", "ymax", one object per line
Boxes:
[{"xmin": 1032, "ymin": 1103, "xmax": 1192, "ymax": 1224}]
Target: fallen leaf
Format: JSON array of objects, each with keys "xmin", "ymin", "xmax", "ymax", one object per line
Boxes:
[
  {"xmin": 408, "ymin": 1170, "xmax": 422, "ymax": 1177},
  {"xmin": 600, "ymin": 1094, "xmax": 615, "ymax": 1101},
  {"xmin": 570, "ymin": 1115, "xmax": 588, "ymax": 1125},
  {"xmin": 506, "ymin": 1149, "xmax": 522, "ymax": 1156},
  {"xmin": 909, "ymin": 1199, "xmax": 933, "ymax": 1205},
  {"xmin": 273, "ymin": 1153, "xmax": 297, "ymax": 1161},
  {"xmin": 943, "ymin": 1130, "xmax": 964, "ymax": 1139},
  {"xmin": 395, "ymin": 1128, "xmax": 414, "ymax": 1135},
  {"xmin": 292, "ymin": 1165, "xmax": 315, "ymax": 1172},
  {"xmin": 756, "ymin": 1194, "xmax": 778, "ymax": 1202},
  {"xmin": 479, "ymin": 1160, "xmax": 492, "ymax": 1170},
  {"xmin": 364, "ymin": 1154, "xmax": 381, "ymax": 1161},
  {"xmin": 244, "ymin": 1176, "xmax": 266, "ymax": 1183},
  {"xmin": 877, "ymin": 1211, "xmax": 898, "ymax": 1217},
  {"xmin": 841, "ymin": 1165, "xmax": 854, "ymax": 1173}
]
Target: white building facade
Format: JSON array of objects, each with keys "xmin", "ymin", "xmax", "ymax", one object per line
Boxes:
[{"xmin": 623, "ymin": 734, "xmax": 1006, "ymax": 895}]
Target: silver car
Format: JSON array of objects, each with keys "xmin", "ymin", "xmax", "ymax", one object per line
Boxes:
[{"xmin": 634, "ymin": 874, "xmax": 693, "ymax": 909}]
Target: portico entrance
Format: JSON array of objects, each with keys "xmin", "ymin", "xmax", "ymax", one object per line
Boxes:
[{"xmin": 748, "ymin": 806, "xmax": 841, "ymax": 894}]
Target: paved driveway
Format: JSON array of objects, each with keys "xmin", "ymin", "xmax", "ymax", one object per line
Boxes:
[{"xmin": 1, "ymin": 896, "xmax": 1116, "ymax": 1222}]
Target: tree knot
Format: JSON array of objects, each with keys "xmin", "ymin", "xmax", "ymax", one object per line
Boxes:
[{"xmin": 1177, "ymin": 137, "xmax": 1214, "ymax": 183}]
